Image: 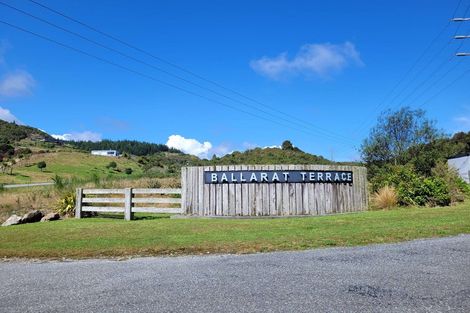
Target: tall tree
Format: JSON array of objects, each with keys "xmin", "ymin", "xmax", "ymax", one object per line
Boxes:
[{"xmin": 361, "ymin": 107, "xmax": 440, "ymax": 166}]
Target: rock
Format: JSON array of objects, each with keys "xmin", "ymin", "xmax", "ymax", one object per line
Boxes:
[
  {"xmin": 21, "ymin": 210, "xmax": 44, "ymax": 224},
  {"xmin": 40, "ymin": 212, "xmax": 60, "ymax": 222},
  {"xmin": 2, "ymin": 215, "xmax": 22, "ymax": 227}
]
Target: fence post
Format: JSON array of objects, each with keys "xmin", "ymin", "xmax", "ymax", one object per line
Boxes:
[
  {"xmin": 124, "ymin": 188, "xmax": 133, "ymax": 221},
  {"xmin": 75, "ymin": 188, "xmax": 83, "ymax": 219}
]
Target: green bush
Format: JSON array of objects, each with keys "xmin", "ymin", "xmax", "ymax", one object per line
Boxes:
[
  {"xmin": 431, "ymin": 161, "xmax": 469, "ymax": 203},
  {"xmin": 370, "ymin": 165, "xmax": 451, "ymax": 207}
]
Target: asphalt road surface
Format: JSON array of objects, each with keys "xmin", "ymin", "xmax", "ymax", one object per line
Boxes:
[{"xmin": 1, "ymin": 235, "xmax": 469, "ymax": 313}]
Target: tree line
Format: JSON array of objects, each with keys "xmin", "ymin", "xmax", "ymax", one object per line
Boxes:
[{"xmin": 67, "ymin": 139, "xmax": 180, "ymax": 156}]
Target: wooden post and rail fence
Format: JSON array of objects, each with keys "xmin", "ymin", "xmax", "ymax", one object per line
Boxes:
[
  {"xmin": 75, "ymin": 188, "xmax": 182, "ymax": 220},
  {"xmin": 75, "ymin": 165, "xmax": 368, "ymax": 220}
]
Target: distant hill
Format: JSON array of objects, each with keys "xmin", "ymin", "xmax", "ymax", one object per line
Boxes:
[
  {"xmin": 0, "ymin": 120, "xmax": 57, "ymax": 144},
  {"xmin": 0, "ymin": 120, "xmax": 344, "ymax": 184},
  {"xmin": 210, "ymin": 147, "xmax": 333, "ymax": 165}
]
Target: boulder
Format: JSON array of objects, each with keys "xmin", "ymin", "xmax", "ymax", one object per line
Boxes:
[
  {"xmin": 40, "ymin": 212, "xmax": 60, "ymax": 222},
  {"xmin": 21, "ymin": 210, "xmax": 44, "ymax": 224},
  {"xmin": 1, "ymin": 215, "xmax": 22, "ymax": 227}
]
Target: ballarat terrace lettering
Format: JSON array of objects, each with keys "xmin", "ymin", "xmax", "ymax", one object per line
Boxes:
[{"xmin": 204, "ymin": 170, "xmax": 353, "ymax": 184}]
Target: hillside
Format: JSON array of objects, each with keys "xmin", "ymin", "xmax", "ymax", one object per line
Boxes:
[
  {"xmin": 0, "ymin": 120, "xmax": 57, "ymax": 144},
  {"xmin": 210, "ymin": 147, "xmax": 333, "ymax": 165},
  {"xmin": 0, "ymin": 151, "xmax": 142, "ymax": 184},
  {"xmin": 0, "ymin": 120, "xmax": 345, "ymax": 184}
]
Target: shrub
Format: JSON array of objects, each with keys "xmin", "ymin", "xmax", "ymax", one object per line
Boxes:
[
  {"xmin": 52, "ymin": 174, "xmax": 68, "ymax": 190},
  {"xmin": 372, "ymin": 185, "xmax": 398, "ymax": 209},
  {"xmin": 147, "ymin": 180, "xmax": 161, "ymax": 188},
  {"xmin": 106, "ymin": 161, "xmax": 117, "ymax": 169},
  {"xmin": 55, "ymin": 192, "xmax": 75, "ymax": 216},
  {"xmin": 370, "ymin": 165, "xmax": 452, "ymax": 207},
  {"xmin": 431, "ymin": 161, "xmax": 469, "ymax": 203},
  {"xmin": 125, "ymin": 168, "xmax": 133, "ymax": 175}
]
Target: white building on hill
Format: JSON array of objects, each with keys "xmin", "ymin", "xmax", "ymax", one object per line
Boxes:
[
  {"xmin": 91, "ymin": 150, "xmax": 119, "ymax": 157},
  {"xmin": 448, "ymin": 155, "xmax": 470, "ymax": 183}
]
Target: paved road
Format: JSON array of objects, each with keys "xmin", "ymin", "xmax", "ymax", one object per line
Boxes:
[
  {"xmin": 2, "ymin": 182, "xmax": 53, "ymax": 189},
  {"xmin": 1, "ymin": 235, "xmax": 469, "ymax": 313}
]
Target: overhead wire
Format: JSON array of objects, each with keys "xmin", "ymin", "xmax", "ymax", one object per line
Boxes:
[
  {"xmin": 0, "ymin": 19, "xmax": 359, "ymax": 147},
  {"xmin": 23, "ymin": 0, "xmax": 354, "ymax": 143}
]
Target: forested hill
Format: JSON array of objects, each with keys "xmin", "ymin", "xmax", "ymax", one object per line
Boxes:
[
  {"xmin": 209, "ymin": 147, "xmax": 333, "ymax": 165},
  {"xmin": 0, "ymin": 120, "xmax": 57, "ymax": 144},
  {"xmin": 68, "ymin": 139, "xmax": 180, "ymax": 156}
]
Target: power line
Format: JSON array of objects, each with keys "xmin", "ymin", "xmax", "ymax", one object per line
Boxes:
[
  {"xmin": 388, "ymin": 2, "xmax": 470, "ymax": 110},
  {"xmin": 351, "ymin": 0, "xmax": 466, "ymax": 136},
  {"xmin": 1, "ymin": 1, "xmax": 353, "ymax": 144},
  {"xmin": 24, "ymin": 0, "xmax": 353, "ymax": 143},
  {"xmin": 417, "ymin": 67, "xmax": 470, "ymax": 109},
  {"xmin": 0, "ymin": 18, "xmax": 357, "ymax": 147}
]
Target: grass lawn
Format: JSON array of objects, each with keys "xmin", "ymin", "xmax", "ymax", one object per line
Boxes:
[
  {"xmin": 0, "ymin": 151, "xmax": 142, "ymax": 184},
  {"xmin": 0, "ymin": 202, "xmax": 469, "ymax": 259}
]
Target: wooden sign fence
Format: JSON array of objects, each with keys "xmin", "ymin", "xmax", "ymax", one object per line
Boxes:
[{"xmin": 182, "ymin": 165, "xmax": 368, "ymax": 217}]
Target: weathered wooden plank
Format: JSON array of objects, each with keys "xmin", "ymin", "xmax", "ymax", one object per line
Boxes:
[
  {"xmin": 82, "ymin": 189, "xmax": 125, "ymax": 194},
  {"xmin": 131, "ymin": 207, "xmax": 184, "ymax": 214},
  {"xmin": 82, "ymin": 207, "xmax": 125, "ymax": 212},
  {"xmin": 268, "ymin": 165, "xmax": 276, "ymax": 215},
  {"xmin": 274, "ymin": 165, "xmax": 283, "ymax": 215},
  {"xmin": 132, "ymin": 198, "xmax": 181, "ymax": 204},
  {"xmin": 181, "ymin": 167, "xmax": 188, "ymax": 214},
  {"xmin": 235, "ymin": 165, "xmax": 242, "ymax": 216},
  {"xmin": 228, "ymin": 165, "xmax": 236, "ymax": 216},
  {"xmin": 241, "ymin": 164, "xmax": 249, "ymax": 216},
  {"xmin": 248, "ymin": 165, "xmax": 256, "ymax": 216},
  {"xmin": 124, "ymin": 188, "xmax": 133, "ymax": 221},
  {"xmin": 133, "ymin": 188, "xmax": 181, "ymax": 194},
  {"xmin": 221, "ymin": 165, "xmax": 229, "ymax": 216},
  {"xmin": 75, "ymin": 188, "xmax": 83, "ymax": 219},
  {"xmin": 82, "ymin": 198, "xmax": 124, "ymax": 203},
  {"xmin": 198, "ymin": 167, "xmax": 204, "ymax": 216}
]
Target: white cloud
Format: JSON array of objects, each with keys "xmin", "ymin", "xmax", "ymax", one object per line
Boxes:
[
  {"xmin": 0, "ymin": 70, "xmax": 36, "ymax": 97},
  {"xmin": 0, "ymin": 106, "xmax": 22, "ymax": 124},
  {"xmin": 51, "ymin": 131, "xmax": 102, "ymax": 142},
  {"xmin": 454, "ymin": 116, "xmax": 470, "ymax": 129},
  {"xmin": 166, "ymin": 135, "xmax": 213, "ymax": 158},
  {"xmin": 210, "ymin": 143, "xmax": 233, "ymax": 157},
  {"xmin": 250, "ymin": 42, "xmax": 363, "ymax": 80}
]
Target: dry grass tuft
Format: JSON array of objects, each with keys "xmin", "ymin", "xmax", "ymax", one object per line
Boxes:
[{"xmin": 373, "ymin": 185, "xmax": 398, "ymax": 210}]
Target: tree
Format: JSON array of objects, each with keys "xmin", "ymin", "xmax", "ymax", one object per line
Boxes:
[
  {"xmin": 37, "ymin": 161, "xmax": 47, "ymax": 172},
  {"xmin": 281, "ymin": 140, "xmax": 294, "ymax": 150},
  {"xmin": 361, "ymin": 107, "xmax": 440, "ymax": 166}
]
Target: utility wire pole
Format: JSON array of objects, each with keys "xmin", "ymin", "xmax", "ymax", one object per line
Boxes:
[{"xmin": 453, "ymin": 16, "xmax": 470, "ymax": 56}]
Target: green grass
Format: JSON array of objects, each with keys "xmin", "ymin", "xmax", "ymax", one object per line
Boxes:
[
  {"xmin": 0, "ymin": 151, "xmax": 142, "ymax": 184},
  {"xmin": 1, "ymin": 203, "xmax": 469, "ymax": 259}
]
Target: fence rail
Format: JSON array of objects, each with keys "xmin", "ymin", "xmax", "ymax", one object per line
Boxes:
[{"xmin": 75, "ymin": 188, "xmax": 182, "ymax": 220}]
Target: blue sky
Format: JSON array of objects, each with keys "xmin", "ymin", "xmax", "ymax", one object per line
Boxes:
[{"xmin": 0, "ymin": 0, "xmax": 469, "ymax": 160}]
